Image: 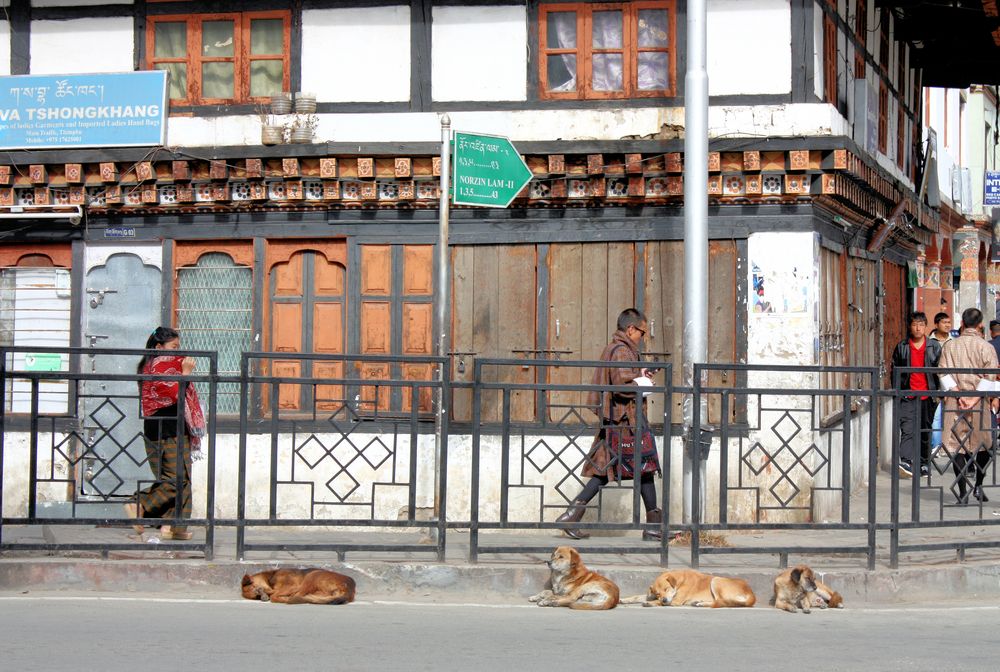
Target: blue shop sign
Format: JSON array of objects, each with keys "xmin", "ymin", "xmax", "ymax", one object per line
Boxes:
[
  {"xmin": 986, "ymin": 171, "xmax": 1000, "ymax": 206},
  {"xmin": 0, "ymin": 71, "xmax": 167, "ymax": 150}
]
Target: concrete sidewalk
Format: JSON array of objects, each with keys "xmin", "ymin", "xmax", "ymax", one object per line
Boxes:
[{"xmin": 3, "ymin": 475, "xmax": 1000, "ymax": 605}]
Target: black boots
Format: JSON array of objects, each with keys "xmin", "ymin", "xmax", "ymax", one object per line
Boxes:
[
  {"xmin": 954, "ymin": 453, "xmax": 970, "ymax": 505},
  {"xmin": 642, "ymin": 508, "xmax": 663, "ymax": 541},
  {"xmin": 954, "ymin": 451, "xmax": 992, "ymax": 505},
  {"xmin": 555, "ymin": 500, "xmax": 590, "ymax": 539}
]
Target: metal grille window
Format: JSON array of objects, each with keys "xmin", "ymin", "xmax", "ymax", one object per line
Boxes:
[
  {"xmin": 819, "ymin": 246, "xmax": 847, "ymax": 421},
  {"xmin": 847, "ymin": 255, "xmax": 877, "ymax": 384},
  {"xmin": 176, "ymin": 252, "xmax": 252, "ymax": 414},
  {"xmin": 0, "ymin": 267, "xmax": 71, "ymax": 413}
]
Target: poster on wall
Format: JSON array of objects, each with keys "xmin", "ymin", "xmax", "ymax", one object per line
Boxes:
[{"xmin": 0, "ymin": 71, "xmax": 167, "ymax": 149}]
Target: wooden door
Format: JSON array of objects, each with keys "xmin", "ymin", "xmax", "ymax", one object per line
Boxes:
[{"xmin": 269, "ymin": 250, "xmax": 346, "ymax": 412}]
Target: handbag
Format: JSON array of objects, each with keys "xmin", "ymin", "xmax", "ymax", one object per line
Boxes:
[{"xmin": 605, "ymin": 423, "xmax": 659, "ymax": 479}]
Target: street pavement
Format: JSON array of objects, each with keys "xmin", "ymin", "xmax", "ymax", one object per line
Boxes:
[{"xmin": 3, "ymin": 591, "xmax": 999, "ymax": 672}]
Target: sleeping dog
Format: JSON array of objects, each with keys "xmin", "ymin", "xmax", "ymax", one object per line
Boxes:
[
  {"xmin": 241, "ymin": 568, "xmax": 356, "ymax": 605},
  {"xmin": 621, "ymin": 569, "xmax": 756, "ymax": 608}
]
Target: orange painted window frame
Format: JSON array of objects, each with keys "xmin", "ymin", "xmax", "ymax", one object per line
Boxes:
[
  {"xmin": 878, "ymin": 82, "xmax": 888, "ymax": 154},
  {"xmin": 823, "ymin": 14, "xmax": 837, "ymax": 105},
  {"xmin": 146, "ymin": 10, "xmax": 291, "ymax": 106},
  {"xmin": 538, "ymin": 1, "xmax": 676, "ymax": 100}
]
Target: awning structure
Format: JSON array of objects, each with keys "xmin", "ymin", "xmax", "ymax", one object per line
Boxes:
[{"xmin": 881, "ymin": 0, "xmax": 1000, "ymax": 87}]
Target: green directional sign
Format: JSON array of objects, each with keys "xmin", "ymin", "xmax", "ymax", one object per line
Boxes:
[{"xmin": 452, "ymin": 131, "xmax": 533, "ymax": 208}]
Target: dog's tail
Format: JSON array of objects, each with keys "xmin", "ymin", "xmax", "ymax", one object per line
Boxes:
[{"xmin": 619, "ymin": 594, "xmax": 652, "ymax": 606}]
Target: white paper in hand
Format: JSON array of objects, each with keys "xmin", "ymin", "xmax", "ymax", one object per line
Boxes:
[{"xmin": 633, "ymin": 376, "xmax": 654, "ymax": 397}]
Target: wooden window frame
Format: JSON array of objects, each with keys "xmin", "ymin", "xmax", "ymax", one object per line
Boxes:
[
  {"xmin": 896, "ymin": 107, "xmax": 905, "ymax": 169},
  {"xmin": 146, "ymin": 10, "xmax": 291, "ymax": 106},
  {"xmin": 878, "ymin": 82, "xmax": 888, "ymax": 154},
  {"xmin": 878, "ymin": 8, "xmax": 889, "ymax": 73},
  {"xmin": 823, "ymin": 14, "xmax": 838, "ymax": 105},
  {"xmin": 854, "ymin": 0, "xmax": 867, "ymax": 47},
  {"xmin": 538, "ymin": 1, "xmax": 676, "ymax": 100}
]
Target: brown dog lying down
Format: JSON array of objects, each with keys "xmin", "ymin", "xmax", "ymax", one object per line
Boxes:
[
  {"xmin": 621, "ymin": 569, "xmax": 756, "ymax": 608},
  {"xmin": 241, "ymin": 568, "xmax": 356, "ymax": 605},
  {"xmin": 772, "ymin": 565, "xmax": 823, "ymax": 613},
  {"xmin": 812, "ymin": 579, "xmax": 844, "ymax": 609},
  {"xmin": 529, "ymin": 546, "xmax": 619, "ymax": 610}
]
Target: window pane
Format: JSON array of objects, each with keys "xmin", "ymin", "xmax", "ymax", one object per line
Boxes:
[
  {"xmin": 177, "ymin": 253, "xmax": 252, "ymax": 416},
  {"xmin": 637, "ymin": 52, "xmax": 668, "ymax": 90},
  {"xmin": 155, "ymin": 63, "xmax": 187, "ymax": 100},
  {"xmin": 251, "ymin": 18, "xmax": 283, "ymax": 55},
  {"xmin": 202, "ymin": 20, "xmax": 234, "ymax": 57},
  {"xmin": 202, "ymin": 62, "xmax": 234, "ymax": 99},
  {"xmin": 638, "ymin": 9, "xmax": 669, "ymax": 48},
  {"xmin": 592, "ymin": 53, "xmax": 623, "ymax": 91},
  {"xmin": 547, "ymin": 54, "xmax": 576, "ymax": 92},
  {"xmin": 593, "ymin": 11, "xmax": 623, "ymax": 49},
  {"xmin": 546, "ymin": 12, "xmax": 576, "ymax": 48},
  {"xmin": 154, "ymin": 22, "xmax": 187, "ymax": 58},
  {"xmin": 250, "ymin": 60, "xmax": 283, "ymax": 98}
]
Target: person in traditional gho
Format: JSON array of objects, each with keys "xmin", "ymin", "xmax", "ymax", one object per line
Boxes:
[
  {"xmin": 124, "ymin": 326, "xmax": 205, "ymax": 540},
  {"xmin": 555, "ymin": 308, "xmax": 663, "ymax": 541},
  {"xmin": 939, "ymin": 308, "xmax": 998, "ymax": 505}
]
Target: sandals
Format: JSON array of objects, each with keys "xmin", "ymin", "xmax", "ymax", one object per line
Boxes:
[
  {"xmin": 160, "ymin": 526, "xmax": 193, "ymax": 541},
  {"xmin": 123, "ymin": 503, "xmax": 145, "ymax": 535}
]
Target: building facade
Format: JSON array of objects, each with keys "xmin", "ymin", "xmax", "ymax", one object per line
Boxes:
[{"xmin": 2, "ymin": 0, "xmax": 997, "ymax": 523}]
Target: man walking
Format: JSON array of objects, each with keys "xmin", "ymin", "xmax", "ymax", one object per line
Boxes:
[
  {"xmin": 929, "ymin": 312, "xmax": 953, "ymax": 452},
  {"xmin": 892, "ymin": 312, "xmax": 941, "ymax": 477},
  {"xmin": 556, "ymin": 308, "xmax": 663, "ymax": 541},
  {"xmin": 940, "ymin": 308, "xmax": 998, "ymax": 504}
]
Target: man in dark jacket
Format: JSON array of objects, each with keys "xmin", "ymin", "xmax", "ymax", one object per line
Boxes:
[{"xmin": 892, "ymin": 311, "xmax": 942, "ymax": 477}]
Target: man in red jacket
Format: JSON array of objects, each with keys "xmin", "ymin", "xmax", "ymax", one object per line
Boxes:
[{"xmin": 891, "ymin": 312, "xmax": 942, "ymax": 477}]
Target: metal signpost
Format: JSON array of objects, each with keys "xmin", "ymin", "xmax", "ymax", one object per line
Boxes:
[{"xmin": 432, "ymin": 127, "xmax": 532, "ymax": 530}]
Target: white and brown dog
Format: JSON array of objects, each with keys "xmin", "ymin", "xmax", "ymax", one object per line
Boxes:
[{"xmin": 529, "ymin": 546, "xmax": 619, "ymax": 610}]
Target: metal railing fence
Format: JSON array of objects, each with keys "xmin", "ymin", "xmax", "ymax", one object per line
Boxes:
[{"xmin": 2, "ymin": 347, "xmax": 999, "ymax": 569}]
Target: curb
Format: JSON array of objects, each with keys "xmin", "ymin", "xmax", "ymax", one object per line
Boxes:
[{"xmin": 3, "ymin": 558, "xmax": 1000, "ymax": 605}]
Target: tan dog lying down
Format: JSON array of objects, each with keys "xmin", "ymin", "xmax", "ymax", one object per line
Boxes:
[
  {"xmin": 529, "ymin": 546, "xmax": 619, "ymax": 610},
  {"xmin": 241, "ymin": 568, "xmax": 356, "ymax": 605},
  {"xmin": 621, "ymin": 569, "xmax": 756, "ymax": 608}
]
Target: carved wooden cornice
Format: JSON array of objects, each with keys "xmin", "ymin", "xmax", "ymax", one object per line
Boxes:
[{"xmin": 0, "ymin": 146, "xmax": 936, "ymax": 230}]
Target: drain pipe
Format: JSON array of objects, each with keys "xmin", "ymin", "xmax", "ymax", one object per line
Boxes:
[{"xmin": 683, "ymin": 0, "xmax": 709, "ymax": 524}]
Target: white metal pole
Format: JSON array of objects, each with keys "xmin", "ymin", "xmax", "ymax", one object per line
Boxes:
[
  {"xmin": 433, "ymin": 114, "xmax": 451, "ymax": 523},
  {"xmin": 683, "ymin": 0, "xmax": 709, "ymax": 523}
]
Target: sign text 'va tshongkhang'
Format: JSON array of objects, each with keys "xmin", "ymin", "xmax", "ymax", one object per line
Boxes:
[{"xmin": 0, "ymin": 71, "xmax": 168, "ymax": 150}]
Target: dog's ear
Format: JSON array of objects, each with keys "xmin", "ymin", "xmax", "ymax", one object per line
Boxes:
[
  {"xmin": 790, "ymin": 568, "xmax": 801, "ymax": 584},
  {"xmin": 241, "ymin": 574, "xmax": 252, "ymax": 587}
]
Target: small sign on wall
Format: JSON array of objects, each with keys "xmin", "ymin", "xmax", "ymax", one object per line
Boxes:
[
  {"xmin": 985, "ymin": 171, "xmax": 1000, "ymax": 206},
  {"xmin": 0, "ymin": 71, "xmax": 167, "ymax": 150}
]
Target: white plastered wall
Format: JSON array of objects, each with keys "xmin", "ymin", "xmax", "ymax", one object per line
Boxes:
[
  {"xmin": 431, "ymin": 5, "xmax": 527, "ymax": 102},
  {"xmin": 30, "ymin": 17, "xmax": 134, "ymax": 74},
  {"xmin": 708, "ymin": 0, "xmax": 791, "ymax": 96},
  {"xmin": 0, "ymin": 18, "xmax": 10, "ymax": 76},
  {"xmin": 301, "ymin": 6, "xmax": 410, "ymax": 103}
]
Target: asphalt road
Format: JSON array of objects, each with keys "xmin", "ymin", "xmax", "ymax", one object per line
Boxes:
[{"xmin": 2, "ymin": 593, "xmax": 999, "ymax": 672}]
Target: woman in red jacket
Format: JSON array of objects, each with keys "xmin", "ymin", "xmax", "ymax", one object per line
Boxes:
[{"xmin": 124, "ymin": 326, "xmax": 205, "ymax": 540}]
